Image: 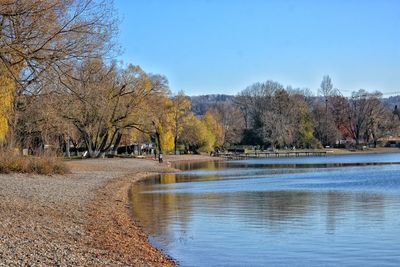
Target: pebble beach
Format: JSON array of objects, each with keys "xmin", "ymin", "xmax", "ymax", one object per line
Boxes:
[{"xmin": 0, "ymin": 155, "xmax": 214, "ymax": 266}]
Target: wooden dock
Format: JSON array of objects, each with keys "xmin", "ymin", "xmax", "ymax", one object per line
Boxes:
[{"xmin": 216, "ymin": 151, "xmax": 328, "ymax": 160}]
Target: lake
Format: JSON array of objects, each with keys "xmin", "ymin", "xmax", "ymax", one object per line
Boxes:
[{"xmin": 130, "ymin": 153, "xmax": 400, "ymax": 266}]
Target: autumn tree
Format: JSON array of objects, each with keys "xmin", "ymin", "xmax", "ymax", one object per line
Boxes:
[
  {"xmin": 0, "ymin": 66, "xmax": 14, "ymax": 144},
  {"xmin": 202, "ymin": 111, "xmax": 224, "ymax": 148},
  {"xmin": 0, "ymin": 0, "xmax": 115, "ymax": 88},
  {"xmin": 290, "ymin": 93, "xmax": 319, "ymax": 148},
  {"xmin": 133, "ymin": 74, "xmax": 175, "ymax": 157},
  {"xmin": 0, "ymin": 0, "xmax": 116, "ymax": 148},
  {"xmin": 208, "ymin": 102, "xmax": 244, "ymax": 147},
  {"xmin": 150, "ymin": 95, "xmax": 174, "ymax": 154},
  {"xmin": 180, "ymin": 114, "xmax": 215, "ymax": 153},
  {"xmin": 53, "ymin": 59, "xmax": 154, "ymax": 158},
  {"xmin": 170, "ymin": 91, "xmax": 191, "ymax": 154}
]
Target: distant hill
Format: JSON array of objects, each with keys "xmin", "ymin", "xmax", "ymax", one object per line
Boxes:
[{"xmin": 190, "ymin": 94, "xmax": 235, "ymax": 115}]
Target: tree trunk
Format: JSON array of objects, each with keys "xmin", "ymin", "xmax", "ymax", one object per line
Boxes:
[
  {"xmin": 111, "ymin": 132, "xmax": 122, "ymax": 156},
  {"xmin": 66, "ymin": 136, "xmax": 70, "ymax": 158},
  {"xmin": 372, "ymin": 132, "xmax": 378, "ymax": 148},
  {"xmin": 155, "ymin": 130, "xmax": 163, "ymax": 162},
  {"xmin": 155, "ymin": 130, "xmax": 162, "ymax": 154},
  {"xmin": 174, "ymin": 136, "xmax": 177, "ymax": 155}
]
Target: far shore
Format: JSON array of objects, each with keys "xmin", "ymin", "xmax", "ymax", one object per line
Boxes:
[
  {"xmin": 220, "ymin": 147, "xmax": 400, "ymax": 154},
  {"xmin": 0, "ymin": 154, "xmax": 217, "ymax": 266},
  {"xmin": 313, "ymin": 147, "xmax": 400, "ymax": 154}
]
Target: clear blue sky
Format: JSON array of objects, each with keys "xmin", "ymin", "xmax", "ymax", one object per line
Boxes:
[{"xmin": 115, "ymin": 0, "xmax": 400, "ymax": 96}]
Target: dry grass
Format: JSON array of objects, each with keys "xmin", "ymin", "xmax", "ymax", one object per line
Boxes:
[{"xmin": 0, "ymin": 152, "xmax": 69, "ymax": 175}]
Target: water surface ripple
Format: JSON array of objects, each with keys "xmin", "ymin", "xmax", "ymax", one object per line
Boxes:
[{"xmin": 130, "ymin": 153, "xmax": 400, "ymax": 266}]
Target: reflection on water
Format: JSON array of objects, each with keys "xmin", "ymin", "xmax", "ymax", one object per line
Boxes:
[{"xmin": 130, "ymin": 153, "xmax": 400, "ymax": 267}]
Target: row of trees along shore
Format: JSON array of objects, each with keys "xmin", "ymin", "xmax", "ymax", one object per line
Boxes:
[
  {"xmin": 236, "ymin": 76, "xmax": 400, "ymax": 149},
  {"xmin": 1, "ymin": 1, "xmax": 400, "ymax": 158}
]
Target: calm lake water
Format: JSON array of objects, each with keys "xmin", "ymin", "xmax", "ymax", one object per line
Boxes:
[{"xmin": 130, "ymin": 153, "xmax": 400, "ymax": 266}]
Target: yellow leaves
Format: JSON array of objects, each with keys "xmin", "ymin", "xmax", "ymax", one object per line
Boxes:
[
  {"xmin": 0, "ymin": 68, "xmax": 15, "ymax": 143},
  {"xmin": 170, "ymin": 92, "xmax": 191, "ymax": 146},
  {"xmin": 0, "ymin": 116, "xmax": 8, "ymax": 143},
  {"xmin": 144, "ymin": 77, "xmax": 152, "ymax": 92},
  {"xmin": 180, "ymin": 113, "xmax": 219, "ymax": 152},
  {"xmin": 180, "ymin": 114, "xmax": 204, "ymax": 148},
  {"xmin": 173, "ymin": 92, "xmax": 192, "ymax": 113},
  {"xmin": 127, "ymin": 128, "xmax": 139, "ymax": 142},
  {"xmin": 198, "ymin": 124, "xmax": 215, "ymax": 152},
  {"xmin": 150, "ymin": 95, "xmax": 175, "ymax": 152},
  {"xmin": 202, "ymin": 111, "xmax": 224, "ymax": 147},
  {"xmin": 122, "ymin": 64, "xmax": 150, "ymax": 95},
  {"xmin": 120, "ymin": 86, "xmax": 222, "ymax": 153},
  {"xmin": 160, "ymin": 128, "xmax": 174, "ymax": 152}
]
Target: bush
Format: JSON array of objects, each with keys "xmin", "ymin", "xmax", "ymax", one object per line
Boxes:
[{"xmin": 0, "ymin": 152, "xmax": 69, "ymax": 175}]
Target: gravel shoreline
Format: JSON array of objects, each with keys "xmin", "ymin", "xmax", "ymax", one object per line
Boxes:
[{"xmin": 0, "ymin": 155, "xmax": 216, "ymax": 266}]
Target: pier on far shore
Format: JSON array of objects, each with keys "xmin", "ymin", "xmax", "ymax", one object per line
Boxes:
[{"xmin": 215, "ymin": 150, "xmax": 330, "ymax": 160}]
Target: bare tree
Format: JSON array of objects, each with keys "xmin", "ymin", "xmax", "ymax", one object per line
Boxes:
[
  {"xmin": 261, "ymin": 90, "xmax": 294, "ymax": 147},
  {"xmin": 312, "ymin": 103, "xmax": 341, "ymax": 146},
  {"xmin": 0, "ymin": 0, "xmax": 117, "ymax": 149},
  {"xmin": 364, "ymin": 93, "xmax": 398, "ymax": 147},
  {"xmin": 14, "ymin": 92, "xmax": 68, "ymax": 154},
  {"xmin": 394, "ymin": 105, "xmax": 400, "ymax": 120},
  {"xmin": 344, "ymin": 90, "xmax": 386, "ymax": 147},
  {"xmin": 55, "ymin": 59, "xmax": 154, "ymax": 158},
  {"xmin": 317, "ymin": 75, "xmax": 341, "ymax": 146},
  {"xmin": 208, "ymin": 102, "xmax": 244, "ymax": 147},
  {"xmin": 235, "ymin": 81, "xmax": 284, "ymax": 144},
  {"xmin": 0, "ymin": 0, "xmax": 116, "ymax": 91},
  {"xmin": 319, "ymin": 75, "xmax": 335, "ymax": 102}
]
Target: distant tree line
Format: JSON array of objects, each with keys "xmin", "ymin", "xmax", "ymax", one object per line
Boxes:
[
  {"xmin": 234, "ymin": 76, "xmax": 399, "ymax": 149},
  {"xmin": 190, "ymin": 76, "xmax": 400, "ymax": 150}
]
